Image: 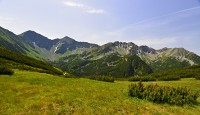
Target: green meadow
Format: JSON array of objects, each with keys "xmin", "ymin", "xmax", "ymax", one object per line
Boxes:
[{"xmin": 0, "ymin": 70, "xmax": 200, "ymax": 114}]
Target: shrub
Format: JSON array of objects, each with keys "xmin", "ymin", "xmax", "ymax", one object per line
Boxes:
[
  {"xmin": 129, "ymin": 76, "xmax": 156, "ymax": 82},
  {"xmin": 0, "ymin": 66, "xmax": 14, "ymax": 75},
  {"xmin": 128, "ymin": 74, "xmax": 180, "ymax": 82},
  {"xmin": 194, "ymin": 73, "xmax": 200, "ymax": 80},
  {"xmin": 129, "ymin": 82, "xmax": 199, "ymax": 105},
  {"xmin": 89, "ymin": 75, "xmax": 114, "ymax": 82},
  {"xmin": 157, "ymin": 75, "xmax": 180, "ymax": 81}
]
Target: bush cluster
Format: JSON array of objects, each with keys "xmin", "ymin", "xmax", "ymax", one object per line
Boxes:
[
  {"xmin": 194, "ymin": 75, "xmax": 200, "ymax": 80},
  {"xmin": 129, "ymin": 76, "xmax": 156, "ymax": 82},
  {"xmin": 157, "ymin": 75, "xmax": 180, "ymax": 81},
  {"xmin": 129, "ymin": 82, "xmax": 199, "ymax": 105},
  {"xmin": 179, "ymin": 71, "xmax": 200, "ymax": 80},
  {"xmin": 89, "ymin": 75, "xmax": 114, "ymax": 82},
  {"xmin": 0, "ymin": 66, "xmax": 14, "ymax": 75},
  {"xmin": 129, "ymin": 74, "xmax": 180, "ymax": 82}
]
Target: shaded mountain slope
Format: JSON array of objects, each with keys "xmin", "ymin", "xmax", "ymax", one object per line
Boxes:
[
  {"xmin": 20, "ymin": 30, "xmax": 59, "ymax": 50},
  {"xmin": 0, "ymin": 26, "xmax": 32, "ymax": 54},
  {"xmin": 0, "ymin": 47, "xmax": 63, "ymax": 75}
]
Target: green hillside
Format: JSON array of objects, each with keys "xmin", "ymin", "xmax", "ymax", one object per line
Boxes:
[
  {"xmin": 0, "ymin": 47, "xmax": 63, "ymax": 75},
  {"xmin": 151, "ymin": 64, "xmax": 200, "ymax": 80},
  {"xmin": 129, "ymin": 63, "xmax": 200, "ymax": 82},
  {"xmin": 150, "ymin": 57, "xmax": 190, "ymax": 72},
  {"xmin": 0, "ymin": 26, "xmax": 30, "ymax": 54},
  {"xmin": 56, "ymin": 54, "xmax": 153, "ymax": 77},
  {"xmin": 0, "ymin": 70, "xmax": 199, "ymax": 114}
]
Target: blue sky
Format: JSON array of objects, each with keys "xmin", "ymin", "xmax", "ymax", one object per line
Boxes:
[{"xmin": 0, "ymin": 0, "xmax": 200, "ymax": 54}]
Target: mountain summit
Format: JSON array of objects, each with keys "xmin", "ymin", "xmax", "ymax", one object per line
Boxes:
[
  {"xmin": 20, "ymin": 31, "xmax": 59, "ymax": 50},
  {"xmin": 20, "ymin": 31, "xmax": 98, "ymax": 54}
]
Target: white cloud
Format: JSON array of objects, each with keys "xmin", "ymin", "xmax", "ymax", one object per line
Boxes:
[
  {"xmin": 63, "ymin": 1, "xmax": 105, "ymax": 14},
  {"xmin": 63, "ymin": 1, "xmax": 84, "ymax": 8},
  {"xmin": 86, "ymin": 9, "xmax": 105, "ymax": 14}
]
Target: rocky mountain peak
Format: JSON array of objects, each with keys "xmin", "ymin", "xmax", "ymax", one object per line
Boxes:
[
  {"xmin": 20, "ymin": 30, "xmax": 50, "ymax": 41},
  {"xmin": 139, "ymin": 46, "xmax": 156, "ymax": 54},
  {"xmin": 60, "ymin": 36, "xmax": 76, "ymax": 44},
  {"xmin": 94, "ymin": 41, "xmax": 157, "ymax": 56},
  {"xmin": 20, "ymin": 30, "xmax": 53, "ymax": 50},
  {"xmin": 113, "ymin": 41, "xmax": 137, "ymax": 48},
  {"xmin": 157, "ymin": 47, "xmax": 170, "ymax": 52}
]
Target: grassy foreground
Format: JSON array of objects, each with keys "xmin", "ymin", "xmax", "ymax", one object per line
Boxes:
[{"xmin": 0, "ymin": 70, "xmax": 200, "ymax": 114}]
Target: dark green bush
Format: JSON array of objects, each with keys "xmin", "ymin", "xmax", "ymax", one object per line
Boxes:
[
  {"xmin": 129, "ymin": 82, "xmax": 199, "ymax": 105},
  {"xmin": 179, "ymin": 72, "xmax": 195, "ymax": 78},
  {"xmin": 129, "ymin": 76, "xmax": 156, "ymax": 82},
  {"xmin": 128, "ymin": 74, "xmax": 179, "ymax": 82},
  {"xmin": 0, "ymin": 66, "xmax": 14, "ymax": 75},
  {"xmin": 157, "ymin": 75, "xmax": 180, "ymax": 81},
  {"xmin": 89, "ymin": 75, "xmax": 114, "ymax": 82},
  {"xmin": 194, "ymin": 73, "xmax": 200, "ymax": 80}
]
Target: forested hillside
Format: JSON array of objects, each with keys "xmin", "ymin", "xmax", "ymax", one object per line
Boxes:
[
  {"xmin": 56, "ymin": 54, "xmax": 153, "ymax": 77},
  {"xmin": 0, "ymin": 47, "xmax": 63, "ymax": 75}
]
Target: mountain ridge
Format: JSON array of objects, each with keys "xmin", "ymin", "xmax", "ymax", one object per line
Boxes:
[{"xmin": 1, "ymin": 26, "xmax": 200, "ymax": 77}]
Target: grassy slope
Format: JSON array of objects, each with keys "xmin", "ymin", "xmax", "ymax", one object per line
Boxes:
[{"xmin": 0, "ymin": 70, "xmax": 200, "ymax": 114}]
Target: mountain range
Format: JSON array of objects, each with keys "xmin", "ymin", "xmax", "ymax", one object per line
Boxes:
[{"xmin": 1, "ymin": 26, "xmax": 200, "ymax": 77}]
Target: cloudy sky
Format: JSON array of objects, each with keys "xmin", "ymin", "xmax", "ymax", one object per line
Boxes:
[{"xmin": 0, "ymin": 0, "xmax": 200, "ymax": 54}]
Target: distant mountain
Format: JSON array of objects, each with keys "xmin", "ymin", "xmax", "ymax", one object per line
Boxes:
[
  {"xmin": 0, "ymin": 26, "xmax": 55, "ymax": 60},
  {"xmin": 20, "ymin": 31, "xmax": 98, "ymax": 54},
  {"xmin": 1, "ymin": 26, "xmax": 200, "ymax": 77},
  {"xmin": 85, "ymin": 41, "xmax": 156, "ymax": 59},
  {"xmin": 78, "ymin": 41, "xmax": 200, "ymax": 72},
  {"xmin": 53, "ymin": 36, "xmax": 98, "ymax": 54},
  {"xmin": 138, "ymin": 47, "xmax": 200, "ymax": 71},
  {"xmin": 20, "ymin": 30, "xmax": 59, "ymax": 50}
]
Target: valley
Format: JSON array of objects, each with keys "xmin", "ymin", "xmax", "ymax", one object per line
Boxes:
[{"xmin": 1, "ymin": 0, "xmax": 200, "ymax": 114}]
